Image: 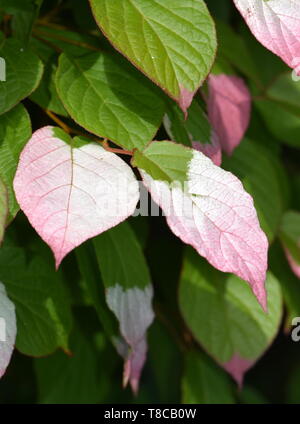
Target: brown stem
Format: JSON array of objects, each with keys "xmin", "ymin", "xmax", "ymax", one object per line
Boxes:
[
  {"xmin": 45, "ymin": 110, "xmax": 71, "ymax": 134},
  {"xmin": 44, "ymin": 110, "xmax": 133, "ymax": 156}
]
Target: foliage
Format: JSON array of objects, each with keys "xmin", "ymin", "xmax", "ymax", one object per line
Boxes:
[{"xmin": 0, "ymin": 0, "xmax": 299, "ymax": 404}]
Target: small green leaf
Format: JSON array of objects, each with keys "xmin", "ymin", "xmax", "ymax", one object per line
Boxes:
[
  {"xmin": 164, "ymin": 97, "xmax": 213, "ymax": 147},
  {"xmin": 182, "ymin": 350, "xmax": 235, "ymax": 404},
  {"xmin": 0, "ymin": 247, "xmax": 73, "ymax": 356},
  {"xmin": 0, "ymin": 104, "xmax": 31, "ymax": 220},
  {"xmin": 179, "ymin": 248, "xmax": 282, "ymax": 384},
  {"xmin": 90, "ymin": 0, "xmax": 217, "ymax": 113},
  {"xmin": 0, "ymin": 38, "xmax": 43, "ymax": 115},
  {"xmin": 56, "ymin": 51, "xmax": 165, "ymax": 150}
]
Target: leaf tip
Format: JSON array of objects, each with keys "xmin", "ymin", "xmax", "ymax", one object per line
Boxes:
[
  {"xmin": 222, "ymin": 354, "xmax": 253, "ymax": 388},
  {"xmin": 178, "ymin": 85, "xmax": 195, "ymax": 118}
]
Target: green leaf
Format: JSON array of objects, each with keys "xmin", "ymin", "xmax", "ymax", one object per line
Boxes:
[
  {"xmin": 133, "ymin": 140, "xmax": 192, "ymax": 183},
  {"xmin": 56, "ymin": 51, "xmax": 165, "ymax": 150},
  {"xmin": 0, "ymin": 104, "xmax": 31, "ymax": 220},
  {"xmin": 215, "ymin": 20, "xmax": 260, "ymax": 85},
  {"xmin": 35, "ymin": 329, "xmax": 108, "ymax": 404},
  {"xmin": 89, "ymin": 0, "xmax": 217, "ymax": 113},
  {"xmin": 255, "ymin": 73, "xmax": 300, "ymax": 148},
  {"xmin": 0, "ymin": 247, "xmax": 73, "ymax": 356},
  {"xmin": 32, "ymin": 24, "xmax": 102, "ymax": 57},
  {"xmin": 269, "ymin": 242, "xmax": 300, "ymax": 328},
  {"xmin": 93, "ymin": 221, "xmax": 151, "ymax": 291},
  {"xmin": 279, "ymin": 211, "xmax": 300, "ymax": 265},
  {"xmin": 182, "ymin": 350, "xmax": 235, "ymax": 404},
  {"xmin": 222, "ymin": 139, "xmax": 287, "ymax": 242},
  {"xmin": 0, "ymin": 38, "xmax": 43, "ymax": 115},
  {"xmin": 179, "ymin": 248, "xmax": 282, "ymax": 382},
  {"xmin": 29, "ymin": 38, "xmax": 67, "ymax": 116},
  {"xmin": 0, "ymin": 177, "xmax": 8, "ymax": 243}
]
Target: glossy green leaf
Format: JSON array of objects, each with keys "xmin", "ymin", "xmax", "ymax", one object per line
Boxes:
[
  {"xmin": 179, "ymin": 248, "xmax": 282, "ymax": 383},
  {"xmin": 0, "ymin": 247, "xmax": 72, "ymax": 356},
  {"xmin": 0, "ymin": 177, "xmax": 8, "ymax": 244},
  {"xmin": 56, "ymin": 51, "xmax": 165, "ymax": 150},
  {"xmin": 182, "ymin": 350, "xmax": 235, "ymax": 404},
  {"xmin": 0, "ymin": 104, "xmax": 31, "ymax": 220},
  {"xmin": 0, "ymin": 38, "xmax": 43, "ymax": 115},
  {"xmin": 90, "ymin": 0, "xmax": 217, "ymax": 113},
  {"xmin": 222, "ymin": 139, "xmax": 287, "ymax": 242}
]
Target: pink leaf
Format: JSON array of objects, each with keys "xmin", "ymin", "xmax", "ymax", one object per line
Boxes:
[
  {"xmin": 13, "ymin": 127, "xmax": 139, "ymax": 267},
  {"xmin": 193, "ymin": 132, "xmax": 222, "ymax": 166},
  {"xmin": 234, "ymin": 0, "xmax": 300, "ymax": 71},
  {"xmin": 207, "ymin": 74, "xmax": 251, "ymax": 155},
  {"xmin": 0, "ymin": 283, "xmax": 16, "ymax": 379},
  {"xmin": 139, "ymin": 150, "xmax": 268, "ymax": 309},
  {"xmin": 106, "ymin": 284, "xmax": 154, "ymax": 394}
]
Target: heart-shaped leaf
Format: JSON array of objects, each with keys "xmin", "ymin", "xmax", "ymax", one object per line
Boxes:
[
  {"xmin": 13, "ymin": 126, "xmax": 140, "ymax": 267},
  {"xmin": 89, "ymin": 0, "xmax": 217, "ymax": 114}
]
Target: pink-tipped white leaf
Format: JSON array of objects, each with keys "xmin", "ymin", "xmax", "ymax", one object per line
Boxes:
[
  {"xmin": 234, "ymin": 0, "xmax": 300, "ymax": 71},
  {"xmin": 13, "ymin": 126, "xmax": 139, "ymax": 267},
  {"xmin": 139, "ymin": 148, "xmax": 268, "ymax": 309},
  {"xmin": 207, "ymin": 74, "xmax": 251, "ymax": 155},
  {"xmin": 106, "ymin": 284, "xmax": 154, "ymax": 394},
  {"xmin": 0, "ymin": 282, "xmax": 17, "ymax": 379}
]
